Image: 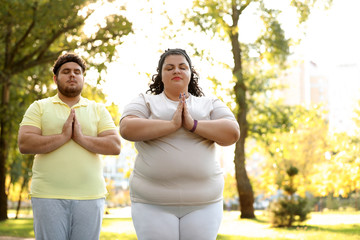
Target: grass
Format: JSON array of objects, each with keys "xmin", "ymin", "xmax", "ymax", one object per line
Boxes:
[
  {"xmin": 0, "ymin": 218, "xmax": 34, "ymax": 237},
  {"xmin": 0, "ymin": 210, "xmax": 359, "ymax": 239}
]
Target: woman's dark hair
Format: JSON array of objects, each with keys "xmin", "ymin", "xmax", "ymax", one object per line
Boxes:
[
  {"xmin": 147, "ymin": 48, "xmax": 204, "ymax": 97},
  {"xmin": 52, "ymin": 53, "xmax": 86, "ymax": 76}
]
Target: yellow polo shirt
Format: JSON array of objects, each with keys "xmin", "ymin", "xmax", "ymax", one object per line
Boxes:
[{"xmin": 20, "ymin": 94, "xmax": 116, "ymax": 199}]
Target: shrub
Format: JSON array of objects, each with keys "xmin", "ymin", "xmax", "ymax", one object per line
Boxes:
[{"xmin": 269, "ymin": 166, "xmax": 310, "ymax": 227}]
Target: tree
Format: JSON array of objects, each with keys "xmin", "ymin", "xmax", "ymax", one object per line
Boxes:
[
  {"xmin": 186, "ymin": 0, "xmax": 331, "ymax": 218},
  {"xmin": 252, "ymin": 104, "xmax": 329, "ymax": 197},
  {"xmin": 269, "ymin": 166, "xmax": 310, "ymax": 227},
  {"xmin": 0, "ymin": 0, "xmax": 132, "ymax": 220}
]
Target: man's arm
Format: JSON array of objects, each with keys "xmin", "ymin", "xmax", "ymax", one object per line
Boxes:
[
  {"xmin": 72, "ymin": 129, "xmax": 121, "ymax": 155},
  {"xmin": 18, "ymin": 126, "xmax": 71, "ymax": 154},
  {"xmin": 18, "ymin": 111, "xmax": 74, "ymax": 154},
  {"xmin": 72, "ymin": 112, "xmax": 121, "ymax": 155}
]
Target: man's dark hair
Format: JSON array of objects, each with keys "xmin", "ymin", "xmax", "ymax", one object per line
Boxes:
[
  {"xmin": 52, "ymin": 53, "xmax": 86, "ymax": 76},
  {"xmin": 147, "ymin": 48, "xmax": 204, "ymax": 97}
]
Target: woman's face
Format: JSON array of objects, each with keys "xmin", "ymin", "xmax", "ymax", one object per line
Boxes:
[{"xmin": 161, "ymin": 54, "xmax": 191, "ymax": 96}]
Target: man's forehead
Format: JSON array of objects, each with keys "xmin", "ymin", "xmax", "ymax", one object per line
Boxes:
[{"xmin": 60, "ymin": 62, "xmax": 82, "ymax": 70}]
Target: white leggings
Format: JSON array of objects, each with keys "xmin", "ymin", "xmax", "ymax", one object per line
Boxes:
[{"xmin": 131, "ymin": 201, "xmax": 223, "ymax": 240}]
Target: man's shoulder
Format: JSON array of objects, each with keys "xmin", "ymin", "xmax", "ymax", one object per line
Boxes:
[
  {"xmin": 79, "ymin": 97, "xmax": 107, "ymax": 112},
  {"xmin": 32, "ymin": 96, "xmax": 55, "ymax": 105}
]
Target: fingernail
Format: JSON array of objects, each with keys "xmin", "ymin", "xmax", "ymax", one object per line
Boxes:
[{"xmin": 179, "ymin": 93, "xmax": 182, "ymax": 99}]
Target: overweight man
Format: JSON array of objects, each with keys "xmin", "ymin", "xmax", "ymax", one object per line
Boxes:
[{"xmin": 18, "ymin": 53, "xmax": 121, "ymax": 240}]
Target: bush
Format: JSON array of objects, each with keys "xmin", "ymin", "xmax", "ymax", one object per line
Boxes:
[
  {"xmin": 268, "ymin": 166, "xmax": 310, "ymax": 227},
  {"xmin": 269, "ymin": 195, "xmax": 310, "ymax": 227}
]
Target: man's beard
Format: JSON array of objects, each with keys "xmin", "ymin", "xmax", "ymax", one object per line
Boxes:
[{"xmin": 57, "ymin": 81, "xmax": 83, "ymax": 98}]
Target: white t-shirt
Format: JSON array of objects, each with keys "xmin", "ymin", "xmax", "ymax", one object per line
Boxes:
[{"xmin": 121, "ymin": 92, "xmax": 237, "ymax": 205}]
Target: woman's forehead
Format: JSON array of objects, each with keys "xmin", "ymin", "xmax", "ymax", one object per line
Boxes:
[{"xmin": 163, "ymin": 55, "xmax": 189, "ymax": 65}]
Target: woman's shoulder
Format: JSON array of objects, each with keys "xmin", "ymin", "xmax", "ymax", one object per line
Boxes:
[
  {"xmin": 191, "ymin": 94, "xmax": 219, "ymax": 104},
  {"xmin": 139, "ymin": 92, "xmax": 163, "ymax": 102}
]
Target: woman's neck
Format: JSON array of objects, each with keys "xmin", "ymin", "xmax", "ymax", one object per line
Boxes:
[{"xmin": 163, "ymin": 90, "xmax": 188, "ymax": 101}]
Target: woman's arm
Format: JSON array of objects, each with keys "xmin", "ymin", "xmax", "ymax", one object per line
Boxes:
[
  {"xmin": 73, "ymin": 129, "xmax": 121, "ymax": 155},
  {"xmin": 120, "ymin": 116, "xmax": 180, "ymax": 141},
  {"xmin": 191, "ymin": 119, "xmax": 240, "ymax": 146},
  {"xmin": 181, "ymin": 95, "xmax": 240, "ymax": 146},
  {"xmin": 120, "ymin": 96, "xmax": 184, "ymax": 141}
]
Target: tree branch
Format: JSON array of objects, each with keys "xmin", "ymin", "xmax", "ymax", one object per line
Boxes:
[
  {"xmin": 13, "ymin": 20, "xmax": 83, "ymax": 71},
  {"xmin": 10, "ymin": 2, "xmax": 38, "ymax": 65}
]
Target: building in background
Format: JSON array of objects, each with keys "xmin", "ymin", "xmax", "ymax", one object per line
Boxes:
[{"xmin": 277, "ymin": 58, "xmax": 360, "ymax": 135}]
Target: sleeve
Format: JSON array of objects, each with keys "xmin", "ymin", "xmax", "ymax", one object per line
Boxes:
[
  {"xmin": 19, "ymin": 101, "xmax": 42, "ymax": 129},
  {"xmin": 210, "ymin": 98, "xmax": 237, "ymax": 121},
  {"xmin": 97, "ymin": 104, "xmax": 117, "ymax": 134},
  {"xmin": 120, "ymin": 93, "xmax": 150, "ymax": 120}
]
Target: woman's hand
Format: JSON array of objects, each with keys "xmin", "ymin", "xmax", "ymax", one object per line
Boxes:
[
  {"xmin": 181, "ymin": 93, "xmax": 195, "ymax": 131},
  {"xmin": 171, "ymin": 94, "xmax": 184, "ymax": 129}
]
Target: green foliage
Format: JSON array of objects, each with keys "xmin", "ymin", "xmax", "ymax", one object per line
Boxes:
[
  {"xmin": 252, "ymin": 104, "xmax": 329, "ymax": 197},
  {"xmin": 269, "ymin": 196, "xmax": 310, "ymax": 227},
  {"xmin": 256, "ymin": 3, "xmax": 290, "ymax": 67},
  {"xmin": 0, "ymin": 0, "xmax": 132, "ymax": 220},
  {"xmin": 223, "ymin": 172, "xmax": 238, "ymax": 200},
  {"xmin": 269, "ymin": 166, "xmax": 310, "ymax": 227}
]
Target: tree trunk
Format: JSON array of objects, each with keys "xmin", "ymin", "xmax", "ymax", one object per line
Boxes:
[
  {"xmin": 230, "ymin": 3, "xmax": 255, "ymax": 219},
  {"xmin": 234, "ymin": 106, "xmax": 255, "ymax": 218},
  {"xmin": 0, "ymin": 80, "xmax": 10, "ymax": 221},
  {"xmin": 15, "ymin": 177, "xmax": 28, "ymax": 219}
]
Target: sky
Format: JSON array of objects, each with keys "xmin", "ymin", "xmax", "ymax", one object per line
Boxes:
[{"xmin": 300, "ymin": 0, "xmax": 360, "ymax": 67}]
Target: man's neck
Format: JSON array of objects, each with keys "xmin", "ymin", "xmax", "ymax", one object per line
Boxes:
[{"xmin": 57, "ymin": 92, "xmax": 81, "ymax": 107}]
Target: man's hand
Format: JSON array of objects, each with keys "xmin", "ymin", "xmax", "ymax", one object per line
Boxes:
[
  {"xmin": 62, "ymin": 108, "xmax": 75, "ymax": 141},
  {"xmin": 72, "ymin": 109, "xmax": 83, "ymax": 143}
]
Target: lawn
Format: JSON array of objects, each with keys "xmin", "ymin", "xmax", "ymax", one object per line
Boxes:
[{"xmin": 0, "ymin": 210, "xmax": 359, "ymax": 240}]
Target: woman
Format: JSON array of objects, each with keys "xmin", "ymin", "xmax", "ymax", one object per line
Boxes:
[{"xmin": 120, "ymin": 48, "xmax": 240, "ymax": 240}]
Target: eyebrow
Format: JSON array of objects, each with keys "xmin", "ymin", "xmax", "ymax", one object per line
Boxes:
[
  {"xmin": 164, "ymin": 63, "xmax": 188, "ymax": 67},
  {"xmin": 61, "ymin": 67, "xmax": 82, "ymax": 72}
]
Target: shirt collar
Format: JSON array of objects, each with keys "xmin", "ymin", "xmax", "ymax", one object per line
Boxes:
[{"xmin": 51, "ymin": 94, "xmax": 88, "ymax": 107}]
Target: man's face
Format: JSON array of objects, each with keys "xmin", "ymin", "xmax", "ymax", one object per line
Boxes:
[{"xmin": 54, "ymin": 62, "xmax": 84, "ymax": 98}]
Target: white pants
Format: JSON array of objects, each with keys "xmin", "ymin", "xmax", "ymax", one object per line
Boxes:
[
  {"xmin": 131, "ymin": 201, "xmax": 223, "ymax": 240},
  {"xmin": 31, "ymin": 197, "xmax": 105, "ymax": 240}
]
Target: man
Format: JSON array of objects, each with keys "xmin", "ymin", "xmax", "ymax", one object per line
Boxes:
[{"xmin": 18, "ymin": 53, "xmax": 121, "ymax": 240}]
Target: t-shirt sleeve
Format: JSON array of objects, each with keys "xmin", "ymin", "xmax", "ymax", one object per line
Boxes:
[
  {"xmin": 19, "ymin": 101, "xmax": 42, "ymax": 129},
  {"xmin": 210, "ymin": 98, "xmax": 237, "ymax": 121},
  {"xmin": 121, "ymin": 93, "xmax": 150, "ymax": 120},
  {"xmin": 97, "ymin": 104, "xmax": 117, "ymax": 134}
]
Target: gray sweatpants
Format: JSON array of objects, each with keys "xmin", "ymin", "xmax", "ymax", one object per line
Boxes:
[
  {"xmin": 31, "ymin": 197, "xmax": 105, "ymax": 240},
  {"xmin": 131, "ymin": 201, "xmax": 223, "ymax": 240}
]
